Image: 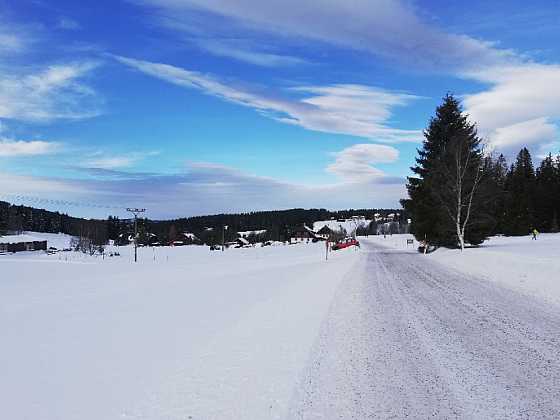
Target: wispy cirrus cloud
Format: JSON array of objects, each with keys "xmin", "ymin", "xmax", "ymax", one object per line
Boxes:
[
  {"xmin": 131, "ymin": 0, "xmax": 560, "ymax": 156},
  {"xmin": 115, "ymin": 55, "xmax": 422, "ymax": 142},
  {"xmin": 0, "ymin": 139, "xmax": 61, "ymax": 157},
  {"xmin": 0, "ymin": 31, "xmax": 25, "ymax": 55},
  {"xmin": 195, "ymin": 39, "xmax": 308, "ymax": 67},
  {"xmin": 0, "ymin": 61, "xmax": 102, "ymax": 122},
  {"xmin": 0, "ymin": 17, "xmax": 30, "ymax": 55},
  {"xmin": 82, "ymin": 151, "xmax": 160, "ymax": 170},
  {"xmin": 131, "ymin": 0, "xmax": 516, "ymax": 73},
  {"xmin": 0, "ymin": 61, "xmax": 100, "ymax": 121},
  {"xmin": 57, "ymin": 17, "xmax": 81, "ymax": 31}
]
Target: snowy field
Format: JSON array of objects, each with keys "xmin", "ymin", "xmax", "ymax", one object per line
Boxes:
[
  {"xmin": 3, "ymin": 231, "xmax": 560, "ymax": 419},
  {"xmin": 0, "ymin": 235, "xmax": 359, "ymax": 419},
  {"xmin": 366, "ymin": 232, "xmax": 560, "ymax": 306}
]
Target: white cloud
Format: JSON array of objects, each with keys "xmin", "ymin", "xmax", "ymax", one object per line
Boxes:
[
  {"xmin": 0, "ymin": 32, "xmax": 25, "ymax": 54},
  {"xmin": 327, "ymin": 144, "xmax": 399, "ymax": 181},
  {"xmin": 463, "ymin": 64, "xmax": 560, "ymax": 155},
  {"xmin": 0, "ymin": 139, "xmax": 60, "ymax": 157},
  {"xmin": 83, "ymin": 156, "xmax": 138, "ymax": 169},
  {"xmin": 132, "ymin": 0, "xmax": 560, "ymax": 156},
  {"xmin": 195, "ymin": 39, "xmax": 308, "ymax": 67},
  {"xmin": 485, "ymin": 117, "xmax": 558, "ymax": 156},
  {"xmin": 57, "ymin": 17, "xmax": 81, "ymax": 31},
  {"xmin": 464, "ymin": 64, "xmax": 560, "ymax": 130},
  {"xmin": 0, "ymin": 62, "xmax": 101, "ymax": 122},
  {"xmin": 0, "ymin": 162, "xmax": 406, "ymax": 219},
  {"xmin": 115, "ymin": 55, "xmax": 422, "ymax": 142},
  {"xmin": 82, "ymin": 151, "xmax": 159, "ymax": 169},
  {"xmin": 132, "ymin": 0, "xmax": 515, "ymax": 73},
  {"xmin": 0, "ymin": 19, "xmax": 28, "ymax": 55}
]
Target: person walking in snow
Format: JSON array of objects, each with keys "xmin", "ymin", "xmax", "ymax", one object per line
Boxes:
[{"xmin": 532, "ymin": 228, "xmax": 539, "ymax": 240}]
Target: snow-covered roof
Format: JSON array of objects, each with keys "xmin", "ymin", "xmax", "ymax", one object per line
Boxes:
[
  {"xmin": 238, "ymin": 229, "xmax": 267, "ymax": 237},
  {"xmin": 304, "ymin": 225, "xmax": 316, "ymax": 234},
  {"xmin": 0, "ymin": 234, "xmax": 45, "ymax": 244},
  {"xmin": 182, "ymin": 232, "xmax": 199, "ymax": 240}
]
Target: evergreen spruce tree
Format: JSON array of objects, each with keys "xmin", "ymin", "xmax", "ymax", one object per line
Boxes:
[
  {"xmin": 503, "ymin": 148, "xmax": 536, "ymax": 235},
  {"xmin": 535, "ymin": 154, "xmax": 557, "ymax": 231},
  {"xmin": 0, "ymin": 214, "xmax": 7, "ymax": 236},
  {"xmin": 490, "ymin": 153, "xmax": 509, "ymax": 234},
  {"xmin": 402, "ymin": 94, "xmax": 495, "ymax": 249}
]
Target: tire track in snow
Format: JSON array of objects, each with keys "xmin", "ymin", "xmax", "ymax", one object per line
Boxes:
[{"xmin": 289, "ymin": 241, "xmax": 560, "ymax": 419}]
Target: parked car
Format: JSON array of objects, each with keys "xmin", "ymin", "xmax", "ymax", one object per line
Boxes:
[{"xmin": 332, "ymin": 237, "xmax": 360, "ymax": 250}]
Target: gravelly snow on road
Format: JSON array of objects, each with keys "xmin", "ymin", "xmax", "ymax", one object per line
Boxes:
[{"xmin": 289, "ymin": 240, "xmax": 560, "ymax": 419}]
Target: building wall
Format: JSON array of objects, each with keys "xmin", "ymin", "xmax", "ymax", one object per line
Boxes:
[{"xmin": 2, "ymin": 240, "xmax": 47, "ymax": 253}]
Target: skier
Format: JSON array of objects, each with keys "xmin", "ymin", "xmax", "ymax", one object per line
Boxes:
[{"xmin": 532, "ymin": 228, "xmax": 539, "ymax": 240}]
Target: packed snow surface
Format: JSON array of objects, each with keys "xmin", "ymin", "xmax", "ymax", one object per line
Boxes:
[
  {"xmin": 2, "ymin": 232, "xmax": 560, "ymax": 418},
  {"xmin": 370, "ymin": 233, "xmax": 560, "ymax": 306},
  {"xmin": 291, "ymin": 239, "xmax": 560, "ymax": 418},
  {"xmin": 0, "ymin": 239, "xmax": 358, "ymax": 419}
]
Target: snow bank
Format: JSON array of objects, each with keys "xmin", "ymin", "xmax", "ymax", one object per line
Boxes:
[
  {"xmin": 364, "ymin": 233, "xmax": 560, "ymax": 306},
  {"xmin": 0, "ymin": 239, "xmax": 360, "ymax": 419}
]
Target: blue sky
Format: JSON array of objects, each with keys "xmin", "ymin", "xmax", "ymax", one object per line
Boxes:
[{"xmin": 1, "ymin": 0, "xmax": 559, "ymax": 218}]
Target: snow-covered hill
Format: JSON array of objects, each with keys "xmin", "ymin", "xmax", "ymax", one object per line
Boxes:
[{"xmin": 313, "ymin": 218, "xmax": 372, "ymax": 235}]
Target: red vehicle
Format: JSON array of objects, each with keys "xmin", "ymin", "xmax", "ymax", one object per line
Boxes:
[{"xmin": 331, "ymin": 237, "xmax": 360, "ymax": 250}]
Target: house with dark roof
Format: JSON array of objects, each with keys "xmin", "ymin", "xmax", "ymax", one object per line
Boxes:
[
  {"xmin": 316, "ymin": 225, "xmax": 334, "ymax": 239},
  {"xmin": 0, "ymin": 234, "xmax": 47, "ymax": 253},
  {"xmin": 290, "ymin": 225, "xmax": 319, "ymax": 243}
]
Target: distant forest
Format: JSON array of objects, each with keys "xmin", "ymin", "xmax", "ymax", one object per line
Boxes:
[{"xmin": 0, "ymin": 203, "xmax": 406, "ymax": 246}]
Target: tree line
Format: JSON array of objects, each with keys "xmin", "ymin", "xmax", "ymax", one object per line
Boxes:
[
  {"xmin": 0, "ymin": 201, "xmax": 108, "ymax": 246},
  {"xmin": 402, "ymin": 94, "xmax": 560, "ymax": 250},
  {"xmin": 0, "ymin": 203, "xmax": 404, "ymax": 246}
]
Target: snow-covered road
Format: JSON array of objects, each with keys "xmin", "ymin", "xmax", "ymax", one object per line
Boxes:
[{"xmin": 290, "ymin": 240, "xmax": 560, "ymax": 419}]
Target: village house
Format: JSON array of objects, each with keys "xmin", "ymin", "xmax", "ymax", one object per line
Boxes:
[
  {"xmin": 171, "ymin": 232, "xmax": 201, "ymax": 246},
  {"xmin": 0, "ymin": 234, "xmax": 48, "ymax": 254},
  {"xmin": 316, "ymin": 225, "xmax": 334, "ymax": 239},
  {"xmin": 290, "ymin": 225, "xmax": 319, "ymax": 243}
]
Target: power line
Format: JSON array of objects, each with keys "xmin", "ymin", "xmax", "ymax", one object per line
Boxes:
[
  {"xmin": 0, "ymin": 193, "xmax": 128, "ymax": 211},
  {"xmin": 127, "ymin": 208, "xmax": 146, "ymax": 263}
]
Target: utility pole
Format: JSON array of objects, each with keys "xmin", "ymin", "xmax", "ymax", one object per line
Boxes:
[
  {"xmin": 222, "ymin": 225, "xmax": 228, "ymax": 252},
  {"xmin": 126, "ymin": 208, "xmax": 146, "ymax": 262}
]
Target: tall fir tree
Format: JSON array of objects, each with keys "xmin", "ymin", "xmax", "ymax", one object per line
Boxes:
[
  {"xmin": 535, "ymin": 154, "xmax": 558, "ymax": 232},
  {"xmin": 503, "ymin": 148, "xmax": 536, "ymax": 235},
  {"xmin": 0, "ymin": 214, "xmax": 7, "ymax": 236},
  {"xmin": 402, "ymin": 94, "xmax": 495, "ymax": 249}
]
